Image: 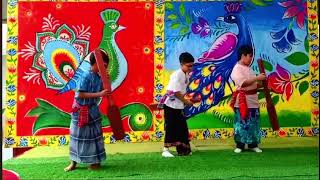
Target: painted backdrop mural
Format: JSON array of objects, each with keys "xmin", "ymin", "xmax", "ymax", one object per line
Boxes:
[
  {"xmin": 5, "ymin": 1, "xmax": 159, "ymax": 147},
  {"xmin": 4, "ymin": 0, "xmax": 319, "ymax": 147},
  {"xmin": 164, "ymin": 0, "xmax": 319, "ymax": 137}
]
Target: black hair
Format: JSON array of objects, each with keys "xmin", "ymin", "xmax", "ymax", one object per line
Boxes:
[
  {"xmin": 89, "ymin": 49, "xmax": 109, "ymax": 65},
  {"xmin": 237, "ymin": 45, "xmax": 253, "ymax": 61},
  {"xmin": 179, "ymin": 52, "xmax": 195, "ymax": 64}
]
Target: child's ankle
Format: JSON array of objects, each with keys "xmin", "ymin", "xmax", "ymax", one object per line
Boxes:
[{"xmin": 89, "ymin": 163, "xmax": 100, "ymax": 169}]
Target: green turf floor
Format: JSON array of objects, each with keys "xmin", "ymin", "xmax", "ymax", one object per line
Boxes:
[{"xmin": 3, "ymin": 146, "xmax": 319, "ymax": 179}]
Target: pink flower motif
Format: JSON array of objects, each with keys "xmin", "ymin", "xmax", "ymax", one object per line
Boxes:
[
  {"xmin": 278, "ymin": 0, "xmax": 307, "ymax": 29},
  {"xmin": 268, "ymin": 64, "xmax": 294, "ymax": 101}
]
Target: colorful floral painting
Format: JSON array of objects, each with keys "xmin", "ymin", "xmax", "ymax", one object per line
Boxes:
[{"xmin": 5, "ymin": 0, "xmax": 160, "ymax": 147}]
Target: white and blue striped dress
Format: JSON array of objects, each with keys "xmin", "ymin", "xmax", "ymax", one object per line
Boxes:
[{"xmin": 69, "ymin": 71, "xmax": 106, "ymax": 164}]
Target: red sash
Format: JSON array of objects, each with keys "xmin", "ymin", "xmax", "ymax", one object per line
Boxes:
[
  {"xmin": 230, "ymin": 89, "xmax": 257, "ymax": 120},
  {"xmin": 72, "ymin": 101, "xmax": 89, "ymax": 128}
]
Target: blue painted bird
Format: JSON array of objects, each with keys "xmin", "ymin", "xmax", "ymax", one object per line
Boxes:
[{"xmin": 184, "ymin": 2, "xmax": 254, "ymax": 118}]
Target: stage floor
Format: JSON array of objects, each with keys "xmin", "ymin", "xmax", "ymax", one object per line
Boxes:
[{"xmin": 3, "ymin": 137, "xmax": 319, "ymax": 180}]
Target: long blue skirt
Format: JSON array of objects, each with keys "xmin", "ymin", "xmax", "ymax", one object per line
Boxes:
[
  {"xmin": 69, "ymin": 115, "xmax": 106, "ymax": 164},
  {"xmin": 233, "ymin": 108, "xmax": 261, "ymax": 145}
]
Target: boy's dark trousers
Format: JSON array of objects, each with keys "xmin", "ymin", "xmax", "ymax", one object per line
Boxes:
[{"xmin": 236, "ymin": 141, "xmax": 257, "ymax": 149}]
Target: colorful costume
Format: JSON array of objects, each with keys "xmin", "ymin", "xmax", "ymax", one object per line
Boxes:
[
  {"xmin": 230, "ymin": 63, "xmax": 261, "ymax": 149},
  {"xmin": 69, "ymin": 71, "xmax": 106, "ymax": 164}
]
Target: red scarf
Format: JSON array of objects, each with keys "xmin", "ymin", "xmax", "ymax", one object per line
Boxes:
[
  {"xmin": 72, "ymin": 101, "xmax": 89, "ymax": 127},
  {"xmin": 230, "ymin": 89, "xmax": 257, "ymax": 120}
]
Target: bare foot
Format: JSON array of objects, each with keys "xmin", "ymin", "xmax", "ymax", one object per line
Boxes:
[
  {"xmin": 88, "ymin": 163, "xmax": 101, "ymax": 170},
  {"xmin": 64, "ymin": 162, "xmax": 76, "ymax": 172}
]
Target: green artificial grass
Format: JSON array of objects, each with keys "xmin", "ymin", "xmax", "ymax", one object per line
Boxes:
[
  {"xmin": 3, "ymin": 147, "xmax": 319, "ymax": 180},
  {"xmin": 188, "ymin": 110, "xmax": 310, "ymax": 129}
]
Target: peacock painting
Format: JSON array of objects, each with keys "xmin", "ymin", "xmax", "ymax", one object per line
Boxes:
[
  {"xmin": 184, "ymin": 2, "xmax": 254, "ymax": 118},
  {"xmin": 165, "ymin": 0, "xmax": 312, "ymax": 130}
]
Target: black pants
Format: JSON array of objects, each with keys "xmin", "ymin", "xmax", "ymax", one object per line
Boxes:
[
  {"xmin": 164, "ymin": 105, "xmax": 191, "ymax": 155},
  {"xmin": 236, "ymin": 141, "xmax": 257, "ymax": 149}
]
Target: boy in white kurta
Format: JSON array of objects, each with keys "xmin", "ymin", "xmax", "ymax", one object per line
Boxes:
[{"xmin": 161, "ymin": 52, "xmax": 195, "ymax": 157}]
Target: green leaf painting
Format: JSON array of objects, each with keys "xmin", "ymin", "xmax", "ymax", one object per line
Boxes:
[
  {"xmin": 165, "ymin": 2, "xmax": 174, "ymax": 10},
  {"xmin": 262, "ymin": 60, "xmax": 273, "ymax": 71},
  {"xmin": 171, "ymin": 22, "xmax": 180, "ymax": 29},
  {"xmin": 298, "ymin": 81, "xmax": 309, "ymax": 95},
  {"xmin": 179, "ymin": 3, "xmax": 185, "ymax": 16},
  {"xmin": 167, "ymin": 14, "xmax": 177, "ymax": 20},
  {"xmin": 272, "ymin": 95, "xmax": 279, "ymax": 105},
  {"xmin": 304, "ymin": 36, "xmax": 309, "ymax": 53},
  {"xmin": 285, "ymin": 52, "xmax": 309, "ymax": 66}
]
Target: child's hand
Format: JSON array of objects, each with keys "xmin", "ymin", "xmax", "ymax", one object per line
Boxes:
[
  {"xmin": 100, "ymin": 89, "xmax": 111, "ymax": 97},
  {"xmin": 184, "ymin": 99, "xmax": 194, "ymax": 106},
  {"xmin": 256, "ymin": 73, "xmax": 266, "ymax": 81},
  {"xmin": 190, "ymin": 98, "xmax": 201, "ymax": 103}
]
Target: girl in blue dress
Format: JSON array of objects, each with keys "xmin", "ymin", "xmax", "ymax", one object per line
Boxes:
[{"xmin": 65, "ymin": 49, "xmax": 110, "ymax": 171}]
